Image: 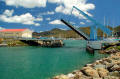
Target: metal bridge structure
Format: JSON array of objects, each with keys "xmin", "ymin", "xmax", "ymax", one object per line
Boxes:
[
  {"xmin": 72, "ymin": 6, "xmax": 112, "ymax": 41},
  {"xmin": 61, "ymin": 19, "xmax": 89, "ymax": 40},
  {"xmin": 61, "ymin": 6, "xmax": 113, "ymax": 49}
]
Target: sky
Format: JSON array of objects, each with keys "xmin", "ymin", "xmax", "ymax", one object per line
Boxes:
[{"xmin": 0, "ymin": 0, "xmax": 120, "ymax": 32}]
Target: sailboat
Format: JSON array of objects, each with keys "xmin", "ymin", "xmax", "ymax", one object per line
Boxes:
[{"xmin": 103, "ymin": 18, "xmax": 119, "ymax": 43}]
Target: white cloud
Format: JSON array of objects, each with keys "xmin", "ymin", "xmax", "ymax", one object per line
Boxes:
[
  {"xmin": 5, "ymin": 0, "xmax": 47, "ymax": 8},
  {"xmin": 86, "ymin": 20, "xmax": 91, "ymax": 22},
  {"xmin": 46, "ymin": 18, "xmax": 51, "ymax": 21},
  {"xmin": 34, "ymin": 23, "xmax": 40, "ymax": 26},
  {"xmin": 35, "ymin": 18, "xmax": 43, "ymax": 21},
  {"xmin": 40, "ymin": 31, "xmax": 43, "ymax": 33},
  {"xmin": 47, "ymin": 11, "xmax": 55, "ymax": 15},
  {"xmin": 54, "ymin": 0, "xmax": 95, "ymax": 19},
  {"xmin": 39, "ymin": 11, "xmax": 55, "ymax": 16},
  {"xmin": 48, "ymin": 0, "xmax": 61, "ymax": 3},
  {"xmin": 49, "ymin": 20, "xmax": 64, "ymax": 25},
  {"xmin": 4, "ymin": 0, "xmax": 95, "ymax": 20},
  {"xmin": 80, "ymin": 22, "xmax": 85, "ymax": 25},
  {"xmin": 0, "ymin": 27, "xmax": 5, "ymax": 30},
  {"xmin": 0, "ymin": 9, "xmax": 42, "ymax": 26},
  {"xmin": 69, "ymin": 21, "xmax": 75, "ymax": 25},
  {"xmin": 59, "ymin": 28, "xmax": 67, "ymax": 30},
  {"xmin": 3, "ymin": 9, "xmax": 14, "ymax": 16}
]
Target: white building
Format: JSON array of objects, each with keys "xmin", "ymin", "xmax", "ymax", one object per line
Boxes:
[{"xmin": 0, "ymin": 29, "xmax": 33, "ymax": 38}]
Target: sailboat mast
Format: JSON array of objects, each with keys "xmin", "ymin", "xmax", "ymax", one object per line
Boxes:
[{"xmin": 103, "ymin": 16, "xmax": 105, "ymax": 39}]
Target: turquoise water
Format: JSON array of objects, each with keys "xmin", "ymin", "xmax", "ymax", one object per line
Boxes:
[{"xmin": 0, "ymin": 40, "xmax": 107, "ymax": 79}]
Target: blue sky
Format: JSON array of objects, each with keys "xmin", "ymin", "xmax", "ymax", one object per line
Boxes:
[{"xmin": 0, "ymin": 0, "xmax": 120, "ymax": 32}]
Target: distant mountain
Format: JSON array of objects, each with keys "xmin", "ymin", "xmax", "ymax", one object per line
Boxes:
[
  {"xmin": 32, "ymin": 26, "xmax": 120, "ymax": 38},
  {"xmin": 114, "ymin": 25, "xmax": 120, "ymax": 32},
  {"xmin": 32, "ymin": 28, "xmax": 82, "ymax": 38},
  {"xmin": 114, "ymin": 25, "xmax": 120, "ymax": 37}
]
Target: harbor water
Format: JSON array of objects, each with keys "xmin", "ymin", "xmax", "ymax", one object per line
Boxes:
[{"xmin": 0, "ymin": 40, "xmax": 107, "ymax": 79}]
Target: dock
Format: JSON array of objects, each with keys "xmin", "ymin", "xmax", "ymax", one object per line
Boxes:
[
  {"xmin": 0, "ymin": 38, "xmax": 64, "ymax": 47},
  {"xmin": 20, "ymin": 38, "xmax": 64, "ymax": 47}
]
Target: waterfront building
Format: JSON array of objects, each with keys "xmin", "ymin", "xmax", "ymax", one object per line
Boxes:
[{"xmin": 0, "ymin": 29, "xmax": 32, "ymax": 38}]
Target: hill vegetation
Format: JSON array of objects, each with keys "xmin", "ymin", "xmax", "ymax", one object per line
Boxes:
[
  {"xmin": 32, "ymin": 26, "xmax": 120, "ymax": 39},
  {"xmin": 33, "ymin": 28, "xmax": 81, "ymax": 38}
]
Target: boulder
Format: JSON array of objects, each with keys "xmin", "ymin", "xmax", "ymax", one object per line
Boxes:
[
  {"xmin": 92, "ymin": 78, "xmax": 102, "ymax": 79},
  {"xmin": 53, "ymin": 74, "xmax": 69, "ymax": 79},
  {"xmin": 102, "ymin": 61, "xmax": 110, "ymax": 66},
  {"xmin": 72, "ymin": 70, "xmax": 80, "ymax": 74},
  {"xmin": 94, "ymin": 64, "xmax": 106, "ymax": 69},
  {"xmin": 105, "ymin": 59, "xmax": 112, "ymax": 63},
  {"xmin": 95, "ymin": 60, "xmax": 101, "ymax": 65},
  {"xmin": 96, "ymin": 68, "xmax": 109, "ymax": 78},
  {"xmin": 67, "ymin": 73, "xmax": 75, "ymax": 79},
  {"xmin": 73, "ymin": 71, "xmax": 83, "ymax": 79},
  {"xmin": 103, "ymin": 76, "xmax": 119, "ymax": 79},
  {"xmin": 85, "ymin": 64, "xmax": 93, "ymax": 67},
  {"xmin": 105, "ymin": 48, "xmax": 119, "ymax": 54},
  {"xmin": 109, "ymin": 71, "xmax": 120, "ymax": 77},
  {"xmin": 82, "ymin": 67, "xmax": 99, "ymax": 78},
  {"xmin": 111, "ymin": 64, "xmax": 120, "ymax": 71}
]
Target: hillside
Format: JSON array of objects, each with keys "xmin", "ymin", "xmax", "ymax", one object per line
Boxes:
[
  {"xmin": 32, "ymin": 26, "xmax": 120, "ymax": 38},
  {"xmin": 33, "ymin": 28, "xmax": 82, "ymax": 38}
]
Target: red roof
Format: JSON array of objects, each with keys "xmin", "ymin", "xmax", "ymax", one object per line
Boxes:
[{"xmin": 0, "ymin": 29, "xmax": 27, "ymax": 32}]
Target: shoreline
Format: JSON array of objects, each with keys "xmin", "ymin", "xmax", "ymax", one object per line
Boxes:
[{"xmin": 53, "ymin": 52, "xmax": 120, "ymax": 79}]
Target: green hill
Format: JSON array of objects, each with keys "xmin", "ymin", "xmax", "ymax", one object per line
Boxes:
[
  {"xmin": 33, "ymin": 28, "xmax": 81, "ymax": 38},
  {"xmin": 32, "ymin": 26, "xmax": 120, "ymax": 38}
]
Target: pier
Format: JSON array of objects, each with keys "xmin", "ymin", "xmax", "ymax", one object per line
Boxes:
[
  {"xmin": 0, "ymin": 38, "xmax": 64, "ymax": 47},
  {"xmin": 20, "ymin": 38, "xmax": 64, "ymax": 47}
]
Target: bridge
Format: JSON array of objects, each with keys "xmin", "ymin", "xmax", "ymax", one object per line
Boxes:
[
  {"xmin": 61, "ymin": 19, "xmax": 89, "ymax": 40},
  {"xmin": 61, "ymin": 6, "xmax": 113, "ymax": 50}
]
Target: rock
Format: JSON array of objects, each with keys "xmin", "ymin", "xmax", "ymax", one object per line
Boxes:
[
  {"xmin": 109, "ymin": 71, "xmax": 120, "ymax": 77},
  {"xmin": 102, "ymin": 61, "xmax": 110, "ymax": 66},
  {"xmin": 102, "ymin": 58, "xmax": 109, "ymax": 61},
  {"xmin": 72, "ymin": 70, "xmax": 92, "ymax": 79},
  {"xmin": 72, "ymin": 70, "xmax": 80, "ymax": 74},
  {"xmin": 76, "ymin": 76, "xmax": 92, "ymax": 79},
  {"xmin": 53, "ymin": 52, "xmax": 120, "ymax": 79},
  {"xmin": 106, "ymin": 63, "xmax": 114, "ymax": 68},
  {"xmin": 107, "ymin": 64, "xmax": 114, "ymax": 72},
  {"xmin": 105, "ymin": 48, "xmax": 119, "ymax": 54},
  {"xmin": 96, "ymin": 68, "xmax": 109, "ymax": 78},
  {"xmin": 73, "ymin": 71, "xmax": 83, "ymax": 79},
  {"xmin": 85, "ymin": 64, "xmax": 93, "ymax": 67},
  {"xmin": 105, "ymin": 59, "xmax": 113, "ymax": 63},
  {"xmin": 103, "ymin": 76, "xmax": 119, "ymax": 79},
  {"xmin": 95, "ymin": 60, "xmax": 102, "ymax": 65},
  {"xmin": 53, "ymin": 75, "xmax": 69, "ymax": 79},
  {"xmin": 92, "ymin": 78, "xmax": 102, "ymax": 79},
  {"xmin": 82, "ymin": 67, "xmax": 99, "ymax": 78},
  {"xmin": 111, "ymin": 60, "xmax": 120, "ymax": 65},
  {"xmin": 67, "ymin": 73, "xmax": 75, "ymax": 78},
  {"xmin": 111, "ymin": 64, "xmax": 120, "ymax": 71},
  {"xmin": 94, "ymin": 64, "xmax": 106, "ymax": 69},
  {"xmin": 110, "ymin": 55, "xmax": 120, "ymax": 60},
  {"xmin": 99, "ymin": 50, "xmax": 106, "ymax": 54}
]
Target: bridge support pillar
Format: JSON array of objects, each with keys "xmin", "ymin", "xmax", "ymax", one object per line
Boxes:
[{"xmin": 90, "ymin": 26, "xmax": 97, "ymax": 41}]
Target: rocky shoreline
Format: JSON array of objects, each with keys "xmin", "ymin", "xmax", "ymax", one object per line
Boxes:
[{"xmin": 53, "ymin": 52, "xmax": 120, "ymax": 79}]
